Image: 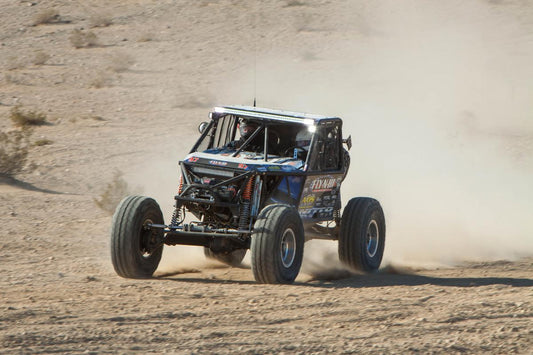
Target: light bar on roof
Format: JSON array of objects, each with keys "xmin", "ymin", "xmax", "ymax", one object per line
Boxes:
[{"xmin": 212, "ymin": 107, "xmax": 316, "ymax": 125}]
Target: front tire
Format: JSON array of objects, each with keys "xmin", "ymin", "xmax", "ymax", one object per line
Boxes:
[
  {"xmin": 338, "ymin": 197, "xmax": 385, "ymax": 272},
  {"xmin": 111, "ymin": 196, "xmax": 164, "ymax": 278},
  {"xmin": 251, "ymin": 205, "xmax": 304, "ymax": 284}
]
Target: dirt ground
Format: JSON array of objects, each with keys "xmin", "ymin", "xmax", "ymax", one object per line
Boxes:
[{"xmin": 1, "ymin": 0, "xmax": 532, "ymax": 353}]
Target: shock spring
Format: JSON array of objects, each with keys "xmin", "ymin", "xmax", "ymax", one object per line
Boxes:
[
  {"xmin": 239, "ymin": 177, "xmax": 254, "ymax": 230},
  {"xmin": 171, "ymin": 204, "xmax": 184, "ymax": 226},
  {"xmin": 242, "ymin": 177, "xmax": 253, "ymax": 200}
]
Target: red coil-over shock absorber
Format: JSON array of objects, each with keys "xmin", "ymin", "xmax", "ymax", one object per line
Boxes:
[
  {"xmin": 239, "ymin": 177, "xmax": 254, "ymax": 230},
  {"xmin": 242, "ymin": 177, "xmax": 253, "ymax": 200}
]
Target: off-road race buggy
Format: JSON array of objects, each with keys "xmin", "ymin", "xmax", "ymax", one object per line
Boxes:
[{"xmin": 111, "ymin": 106, "xmax": 385, "ymax": 284}]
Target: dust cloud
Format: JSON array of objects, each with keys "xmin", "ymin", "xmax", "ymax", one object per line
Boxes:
[
  {"xmin": 133, "ymin": 1, "xmax": 532, "ymax": 272},
  {"xmin": 222, "ymin": 1, "xmax": 533, "ymax": 269}
]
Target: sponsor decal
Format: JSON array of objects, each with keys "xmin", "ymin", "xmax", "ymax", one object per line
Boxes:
[
  {"xmin": 300, "ymin": 194, "xmax": 316, "ymax": 206},
  {"xmin": 188, "ymin": 157, "xmax": 199, "ymax": 162},
  {"xmin": 209, "ymin": 160, "xmax": 228, "ymax": 166},
  {"xmin": 238, "ymin": 163, "xmax": 248, "ymax": 170},
  {"xmin": 268, "ymin": 165, "xmax": 281, "ymax": 171},
  {"xmin": 310, "ymin": 177, "xmax": 337, "ymax": 192}
]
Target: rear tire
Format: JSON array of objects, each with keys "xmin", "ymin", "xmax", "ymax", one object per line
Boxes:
[
  {"xmin": 111, "ymin": 196, "xmax": 164, "ymax": 278},
  {"xmin": 204, "ymin": 248, "xmax": 246, "ymax": 267},
  {"xmin": 251, "ymin": 205, "xmax": 304, "ymax": 284},
  {"xmin": 338, "ymin": 197, "xmax": 385, "ymax": 272}
]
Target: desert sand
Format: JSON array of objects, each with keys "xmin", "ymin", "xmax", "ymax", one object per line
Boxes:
[{"xmin": 1, "ymin": 0, "xmax": 532, "ymax": 353}]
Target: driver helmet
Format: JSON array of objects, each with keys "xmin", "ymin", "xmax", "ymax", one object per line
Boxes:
[
  {"xmin": 239, "ymin": 119, "xmax": 259, "ymax": 140},
  {"xmin": 295, "ymin": 128, "xmax": 312, "ymax": 150}
]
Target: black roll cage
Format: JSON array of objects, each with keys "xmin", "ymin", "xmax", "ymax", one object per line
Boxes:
[{"xmin": 190, "ymin": 113, "xmax": 320, "ymax": 167}]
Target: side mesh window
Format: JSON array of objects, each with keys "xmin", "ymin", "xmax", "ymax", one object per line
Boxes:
[
  {"xmin": 213, "ymin": 115, "xmax": 236, "ymax": 149},
  {"xmin": 309, "ymin": 122, "xmax": 341, "ymax": 171},
  {"xmin": 192, "ymin": 115, "xmax": 237, "ymax": 152},
  {"xmin": 194, "ymin": 124, "xmax": 212, "ymax": 152}
]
